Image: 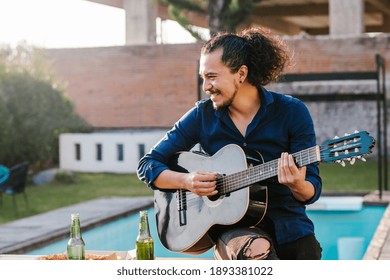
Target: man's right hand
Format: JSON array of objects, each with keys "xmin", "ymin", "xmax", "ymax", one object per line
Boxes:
[{"xmin": 183, "ymin": 171, "xmax": 219, "ymax": 196}]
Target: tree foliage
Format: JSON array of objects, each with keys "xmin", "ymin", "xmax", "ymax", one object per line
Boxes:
[
  {"xmin": 0, "ymin": 43, "xmax": 91, "ymax": 170},
  {"xmin": 157, "ymin": 0, "xmax": 265, "ymax": 38}
]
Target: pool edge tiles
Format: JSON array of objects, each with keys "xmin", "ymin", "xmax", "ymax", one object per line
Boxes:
[
  {"xmin": 363, "ymin": 203, "xmax": 390, "ymax": 260},
  {"xmin": 307, "ymin": 196, "xmax": 364, "ymax": 211}
]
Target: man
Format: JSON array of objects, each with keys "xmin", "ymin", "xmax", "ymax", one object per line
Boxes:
[{"xmin": 137, "ymin": 27, "xmax": 322, "ymax": 260}]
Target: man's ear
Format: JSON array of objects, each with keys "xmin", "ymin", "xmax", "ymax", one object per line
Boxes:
[{"xmin": 238, "ymin": 65, "xmax": 248, "ymax": 81}]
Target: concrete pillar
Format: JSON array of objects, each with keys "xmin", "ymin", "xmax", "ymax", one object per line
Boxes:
[
  {"xmin": 123, "ymin": 0, "xmax": 157, "ymax": 45},
  {"xmin": 383, "ymin": 15, "xmax": 390, "ymax": 32},
  {"xmin": 329, "ymin": 0, "xmax": 364, "ymax": 35}
]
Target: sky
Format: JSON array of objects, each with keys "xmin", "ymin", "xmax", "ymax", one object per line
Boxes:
[{"xmin": 0, "ymin": 0, "xmax": 196, "ymax": 49}]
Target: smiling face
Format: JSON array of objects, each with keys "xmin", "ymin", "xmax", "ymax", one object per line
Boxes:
[{"xmin": 199, "ymin": 48, "xmax": 242, "ymax": 110}]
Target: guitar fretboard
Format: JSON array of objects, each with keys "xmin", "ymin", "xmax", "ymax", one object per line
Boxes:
[{"xmin": 217, "ymin": 145, "xmax": 321, "ymax": 195}]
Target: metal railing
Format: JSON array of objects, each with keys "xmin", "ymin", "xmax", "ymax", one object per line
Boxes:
[{"xmin": 278, "ymin": 54, "xmax": 387, "ymax": 199}]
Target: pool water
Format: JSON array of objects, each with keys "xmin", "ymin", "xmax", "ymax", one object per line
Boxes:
[
  {"xmin": 27, "ymin": 205, "xmax": 386, "ymax": 260},
  {"xmin": 28, "ymin": 207, "xmax": 211, "ymax": 259},
  {"xmin": 307, "ymin": 206, "xmax": 385, "ymax": 259}
]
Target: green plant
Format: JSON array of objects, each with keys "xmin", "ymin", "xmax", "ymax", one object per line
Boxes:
[
  {"xmin": 157, "ymin": 0, "xmax": 265, "ymax": 38},
  {"xmin": 54, "ymin": 171, "xmax": 78, "ymax": 184},
  {"xmin": 0, "ymin": 43, "xmax": 92, "ymax": 169}
]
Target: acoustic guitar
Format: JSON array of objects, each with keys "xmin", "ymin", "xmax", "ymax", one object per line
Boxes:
[{"xmin": 154, "ymin": 131, "xmax": 375, "ymax": 254}]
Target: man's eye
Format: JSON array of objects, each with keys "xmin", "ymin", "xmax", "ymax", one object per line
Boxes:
[{"xmin": 200, "ymin": 74, "xmax": 216, "ymax": 81}]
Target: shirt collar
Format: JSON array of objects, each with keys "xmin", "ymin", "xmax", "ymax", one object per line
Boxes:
[{"xmin": 259, "ymin": 86, "xmax": 275, "ymax": 108}]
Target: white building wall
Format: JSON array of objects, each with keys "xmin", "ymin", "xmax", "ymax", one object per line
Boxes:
[{"xmin": 59, "ymin": 130, "xmax": 167, "ymax": 173}]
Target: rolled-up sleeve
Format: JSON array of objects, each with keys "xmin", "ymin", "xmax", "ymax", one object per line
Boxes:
[
  {"xmin": 137, "ymin": 149, "xmax": 171, "ymax": 189},
  {"xmin": 137, "ymin": 106, "xmax": 201, "ymax": 189}
]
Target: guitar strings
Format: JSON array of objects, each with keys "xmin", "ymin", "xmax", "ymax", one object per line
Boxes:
[
  {"xmin": 177, "ymin": 146, "xmax": 324, "ymax": 207},
  {"xmin": 215, "ymin": 146, "xmax": 321, "ymax": 194},
  {"xmin": 180, "ymin": 147, "xmax": 322, "ymax": 206},
  {"xmin": 177, "ymin": 142, "xmax": 360, "ymax": 207}
]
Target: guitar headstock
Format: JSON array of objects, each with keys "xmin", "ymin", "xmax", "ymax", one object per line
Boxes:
[{"xmin": 320, "ymin": 131, "xmax": 375, "ymax": 166}]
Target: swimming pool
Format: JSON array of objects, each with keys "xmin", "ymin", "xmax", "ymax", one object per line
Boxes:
[
  {"xmin": 307, "ymin": 206, "xmax": 385, "ymax": 259},
  {"xmin": 27, "ymin": 198, "xmax": 386, "ymax": 260}
]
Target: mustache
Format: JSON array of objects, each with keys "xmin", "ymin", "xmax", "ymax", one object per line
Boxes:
[{"xmin": 207, "ymin": 89, "xmax": 221, "ymax": 95}]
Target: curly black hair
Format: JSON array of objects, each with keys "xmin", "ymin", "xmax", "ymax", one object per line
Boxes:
[{"xmin": 201, "ymin": 27, "xmax": 291, "ymax": 86}]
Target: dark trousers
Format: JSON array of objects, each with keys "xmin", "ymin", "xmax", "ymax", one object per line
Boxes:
[{"xmin": 275, "ymin": 234, "xmax": 322, "ymax": 260}]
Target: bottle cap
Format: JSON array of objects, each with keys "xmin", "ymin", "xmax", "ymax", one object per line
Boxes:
[
  {"xmin": 71, "ymin": 213, "xmax": 80, "ymax": 219},
  {"xmin": 140, "ymin": 210, "xmax": 148, "ymax": 216}
]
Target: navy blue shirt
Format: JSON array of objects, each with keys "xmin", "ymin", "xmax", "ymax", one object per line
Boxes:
[{"xmin": 137, "ymin": 87, "xmax": 322, "ymax": 245}]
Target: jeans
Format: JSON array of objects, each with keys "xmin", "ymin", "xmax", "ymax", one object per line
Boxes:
[{"xmin": 214, "ymin": 226, "xmax": 322, "ymax": 260}]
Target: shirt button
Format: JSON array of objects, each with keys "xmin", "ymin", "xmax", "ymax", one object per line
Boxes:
[{"xmin": 243, "ymin": 142, "xmax": 247, "ymax": 147}]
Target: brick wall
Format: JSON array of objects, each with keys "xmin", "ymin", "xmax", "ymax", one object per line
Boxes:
[
  {"xmin": 45, "ymin": 34, "xmax": 390, "ymax": 129},
  {"xmin": 46, "ymin": 43, "xmax": 201, "ymax": 128},
  {"xmin": 284, "ymin": 35, "xmax": 389, "ymax": 73}
]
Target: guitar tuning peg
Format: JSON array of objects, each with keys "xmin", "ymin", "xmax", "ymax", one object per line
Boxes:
[
  {"xmin": 334, "ymin": 135, "xmax": 339, "ymax": 139},
  {"xmin": 344, "ymin": 150, "xmax": 349, "ymax": 155},
  {"xmin": 344, "ymin": 133, "xmax": 350, "ymax": 136},
  {"xmin": 356, "ymin": 155, "xmax": 367, "ymax": 162},
  {"xmin": 336, "ymin": 160, "xmax": 346, "ymax": 167},
  {"xmin": 350, "ymin": 158, "xmax": 356, "ymax": 165}
]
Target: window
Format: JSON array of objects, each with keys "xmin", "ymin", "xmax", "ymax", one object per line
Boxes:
[
  {"xmin": 138, "ymin": 144, "xmax": 145, "ymax": 160},
  {"xmin": 96, "ymin": 143, "xmax": 102, "ymax": 161},
  {"xmin": 117, "ymin": 144, "xmax": 124, "ymax": 161},
  {"xmin": 75, "ymin": 143, "xmax": 81, "ymax": 161}
]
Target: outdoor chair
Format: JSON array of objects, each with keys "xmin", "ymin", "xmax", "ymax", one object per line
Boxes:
[
  {"xmin": 0, "ymin": 165, "xmax": 10, "ymax": 206},
  {"xmin": 0, "ymin": 165, "xmax": 10, "ymax": 184},
  {"xmin": 0, "ymin": 161, "xmax": 29, "ymax": 215}
]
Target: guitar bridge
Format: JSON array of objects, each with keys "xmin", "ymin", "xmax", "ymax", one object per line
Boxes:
[{"xmin": 177, "ymin": 189, "xmax": 187, "ymax": 226}]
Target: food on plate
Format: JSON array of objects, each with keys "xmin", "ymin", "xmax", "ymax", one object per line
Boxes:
[{"xmin": 37, "ymin": 252, "xmax": 123, "ymax": 260}]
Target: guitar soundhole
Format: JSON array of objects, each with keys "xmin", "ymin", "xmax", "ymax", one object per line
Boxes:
[
  {"xmin": 207, "ymin": 173, "xmax": 229, "ymax": 201},
  {"xmin": 207, "ymin": 193, "xmax": 221, "ymax": 201}
]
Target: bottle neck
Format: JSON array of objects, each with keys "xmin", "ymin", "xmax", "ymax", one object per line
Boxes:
[
  {"xmin": 139, "ymin": 212, "xmax": 151, "ymax": 236},
  {"xmin": 70, "ymin": 218, "xmax": 82, "ymax": 238}
]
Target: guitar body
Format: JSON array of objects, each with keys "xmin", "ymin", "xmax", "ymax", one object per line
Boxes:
[{"xmin": 154, "ymin": 144, "xmax": 267, "ymax": 254}]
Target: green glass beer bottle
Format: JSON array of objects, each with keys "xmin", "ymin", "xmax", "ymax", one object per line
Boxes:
[
  {"xmin": 136, "ymin": 210, "xmax": 154, "ymax": 260},
  {"xmin": 67, "ymin": 213, "xmax": 85, "ymax": 260}
]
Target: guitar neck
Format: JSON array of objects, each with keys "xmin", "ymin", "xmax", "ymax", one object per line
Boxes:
[{"xmin": 218, "ymin": 145, "xmax": 321, "ymax": 195}]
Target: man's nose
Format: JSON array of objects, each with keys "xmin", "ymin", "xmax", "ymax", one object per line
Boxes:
[{"xmin": 203, "ymin": 80, "xmax": 212, "ymax": 93}]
